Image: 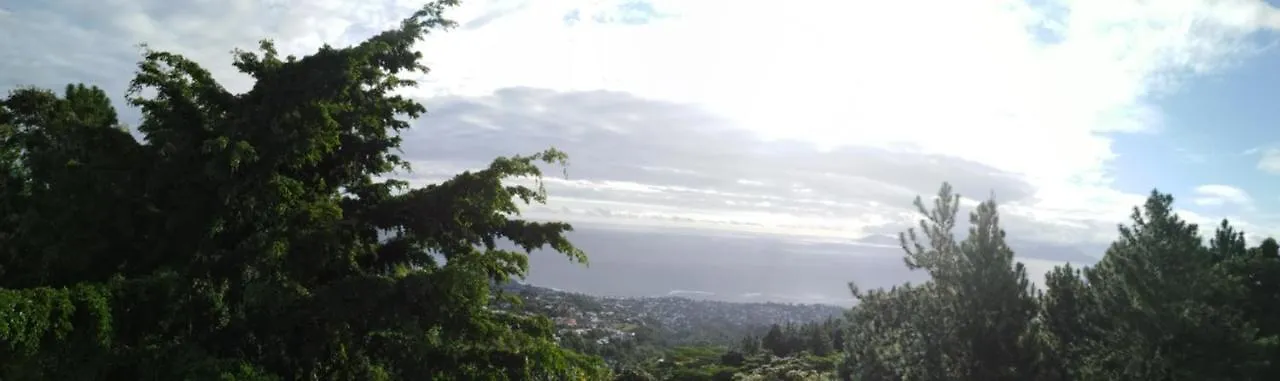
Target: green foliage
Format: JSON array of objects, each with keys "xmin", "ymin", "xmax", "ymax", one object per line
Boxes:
[
  {"xmin": 754, "ymin": 319, "xmax": 840, "ymax": 358},
  {"xmin": 733, "ymin": 354, "xmax": 836, "ymax": 381},
  {"xmin": 1074, "ymin": 193, "xmax": 1266, "ymax": 380},
  {"xmin": 0, "ymin": 2, "xmax": 607, "ymax": 380},
  {"xmin": 621, "ymin": 321, "xmax": 846, "ymax": 381},
  {"xmin": 835, "ymin": 183, "xmax": 1280, "ymax": 381},
  {"xmin": 842, "ymin": 183, "xmax": 1038, "ymax": 381}
]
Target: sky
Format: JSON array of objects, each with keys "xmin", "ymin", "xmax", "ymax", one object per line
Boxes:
[{"xmin": 7, "ymin": 0, "xmax": 1280, "ymax": 294}]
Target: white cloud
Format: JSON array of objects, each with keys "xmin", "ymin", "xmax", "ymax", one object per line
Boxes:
[
  {"xmin": 5, "ymin": 0, "xmax": 1280, "ymax": 263},
  {"xmin": 1258, "ymin": 148, "xmax": 1280, "ymax": 174},
  {"xmin": 404, "ymin": 0, "xmax": 1280, "ymax": 245},
  {"xmin": 1192, "ymin": 184, "xmax": 1254, "ymax": 207}
]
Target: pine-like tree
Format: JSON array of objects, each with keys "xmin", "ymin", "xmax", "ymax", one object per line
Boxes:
[
  {"xmin": 843, "ymin": 183, "xmax": 1039, "ymax": 380},
  {"xmin": 1079, "ymin": 192, "xmax": 1263, "ymax": 380}
]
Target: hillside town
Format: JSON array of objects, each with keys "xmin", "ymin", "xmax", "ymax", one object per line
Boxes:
[{"xmin": 494, "ymin": 282, "xmax": 846, "ymax": 346}]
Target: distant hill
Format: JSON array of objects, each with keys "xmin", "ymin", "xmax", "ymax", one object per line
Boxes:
[{"xmin": 853, "ymin": 233, "xmax": 902, "ymax": 247}]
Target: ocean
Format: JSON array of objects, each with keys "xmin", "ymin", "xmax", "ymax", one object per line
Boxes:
[
  {"xmin": 520, "ymin": 224, "xmax": 1096, "ymax": 306},
  {"xmin": 521, "ymin": 225, "xmax": 923, "ymax": 307}
]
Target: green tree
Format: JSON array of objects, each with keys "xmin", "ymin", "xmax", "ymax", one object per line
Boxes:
[
  {"xmin": 802, "ymin": 322, "xmax": 832, "ymax": 356},
  {"xmin": 761, "ymin": 324, "xmax": 788, "ymax": 357},
  {"xmin": 719, "ymin": 350, "xmax": 745, "ymax": 367},
  {"xmin": 842, "ymin": 183, "xmax": 1039, "ymax": 380},
  {"xmin": 1262, "ymin": 238, "xmax": 1279, "ymax": 259},
  {"xmin": 0, "ymin": 2, "xmax": 607, "ymax": 380},
  {"xmin": 823, "ymin": 317, "xmax": 845, "ymax": 352},
  {"xmin": 842, "ymin": 282, "xmax": 948, "ymax": 381},
  {"xmin": 837, "ymin": 184, "xmax": 1280, "ymax": 381},
  {"xmin": 1209, "ymin": 229, "xmax": 1280, "ymax": 379},
  {"xmin": 1072, "ymin": 192, "xmax": 1264, "ymax": 380},
  {"xmin": 739, "ymin": 334, "xmax": 761, "ymax": 354},
  {"xmin": 1034, "ymin": 264, "xmax": 1098, "ymax": 381}
]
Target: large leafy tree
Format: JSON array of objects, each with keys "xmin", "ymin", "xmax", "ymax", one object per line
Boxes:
[{"xmin": 0, "ymin": 2, "xmax": 607, "ymax": 380}]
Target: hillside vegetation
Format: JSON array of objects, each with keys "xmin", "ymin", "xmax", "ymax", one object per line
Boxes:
[{"xmin": 5, "ymin": 2, "xmax": 1280, "ymax": 381}]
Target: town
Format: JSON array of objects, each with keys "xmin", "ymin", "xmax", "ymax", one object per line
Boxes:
[{"xmin": 494, "ymin": 282, "xmax": 847, "ymax": 348}]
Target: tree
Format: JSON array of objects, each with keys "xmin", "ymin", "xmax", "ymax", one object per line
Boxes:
[
  {"xmin": 719, "ymin": 350, "xmax": 746, "ymax": 367},
  {"xmin": 1072, "ymin": 192, "xmax": 1264, "ymax": 380},
  {"xmin": 0, "ymin": 2, "xmax": 608, "ymax": 380},
  {"xmin": 1262, "ymin": 238, "xmax": 1279, "ymax": 259},
  {"xmin": 823, "ymin": 318, "xmax": 845, "ymax": 351},
  {"xmin": 842, "ymin": 183, "xmax": 1039, "ymax": 380},
  {"xmin": 803, "ymin": 322, "xmax": 832, "ymax": 356},
  {"xmin": 739, "ymin": 334, "xmax": 761, "ymax": 354},
  {"xmin": 837, "ymin": 184, "xmax": 1280, "ymax": 381},
  {"xmin": 1035, "ymin": 264, "xmax": 1098, "ymax": 380},
  {"xmin": 842, "ymin": 282, "xmax": 948, "ymax": 381},
  {"xmin": 1212, "ymin": 230, "xmax": 1280, "ymax": 379},
  {"xmin": 761, "ymin": 324, "xmax": 788, "ymax": 357}
]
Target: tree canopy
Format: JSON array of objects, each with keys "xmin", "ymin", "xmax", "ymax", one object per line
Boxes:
[
  {"xmin": 0, "ymin": 2, "xmax": 607, "ymax": 380},
  {"xmin": 838, "ymin": 184, "xmax": 1280, "ymax": 381}
]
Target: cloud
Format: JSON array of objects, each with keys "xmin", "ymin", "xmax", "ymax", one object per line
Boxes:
[
  {"xmin": 0, "ymin": 0, "xmax": 424, "ymax": 118},
  {"xmin": 6, "ymin": 0, "xmax": 1280, "ymax": 271},
  {"xmin": 1191, "ymin": 184, "xmax": 1254, "ymax": 208},
  {"xmin": 397, "ymin": 87, "xmax": 1047, "ymax": 238},
  {"xmin": 393, "ymin": 87, "xmax": 1189, "ymax": 259},
  {"xmin": 1257, "ymin": 148, "xmax": 1280, "ymax": 174},
  {"xmin": 400, "ymin": 0, "xmax": 1280, "ymax": 247}
]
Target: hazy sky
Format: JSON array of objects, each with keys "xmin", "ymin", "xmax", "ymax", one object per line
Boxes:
[{"xmin": 7, "ymin": 0, "xmax": 1280, "ymax": 284}]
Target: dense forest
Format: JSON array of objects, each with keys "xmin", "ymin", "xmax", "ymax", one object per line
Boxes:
[{"xmin": 5, "ymin": 2, "xmax": 1280, "ymax": 380}]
